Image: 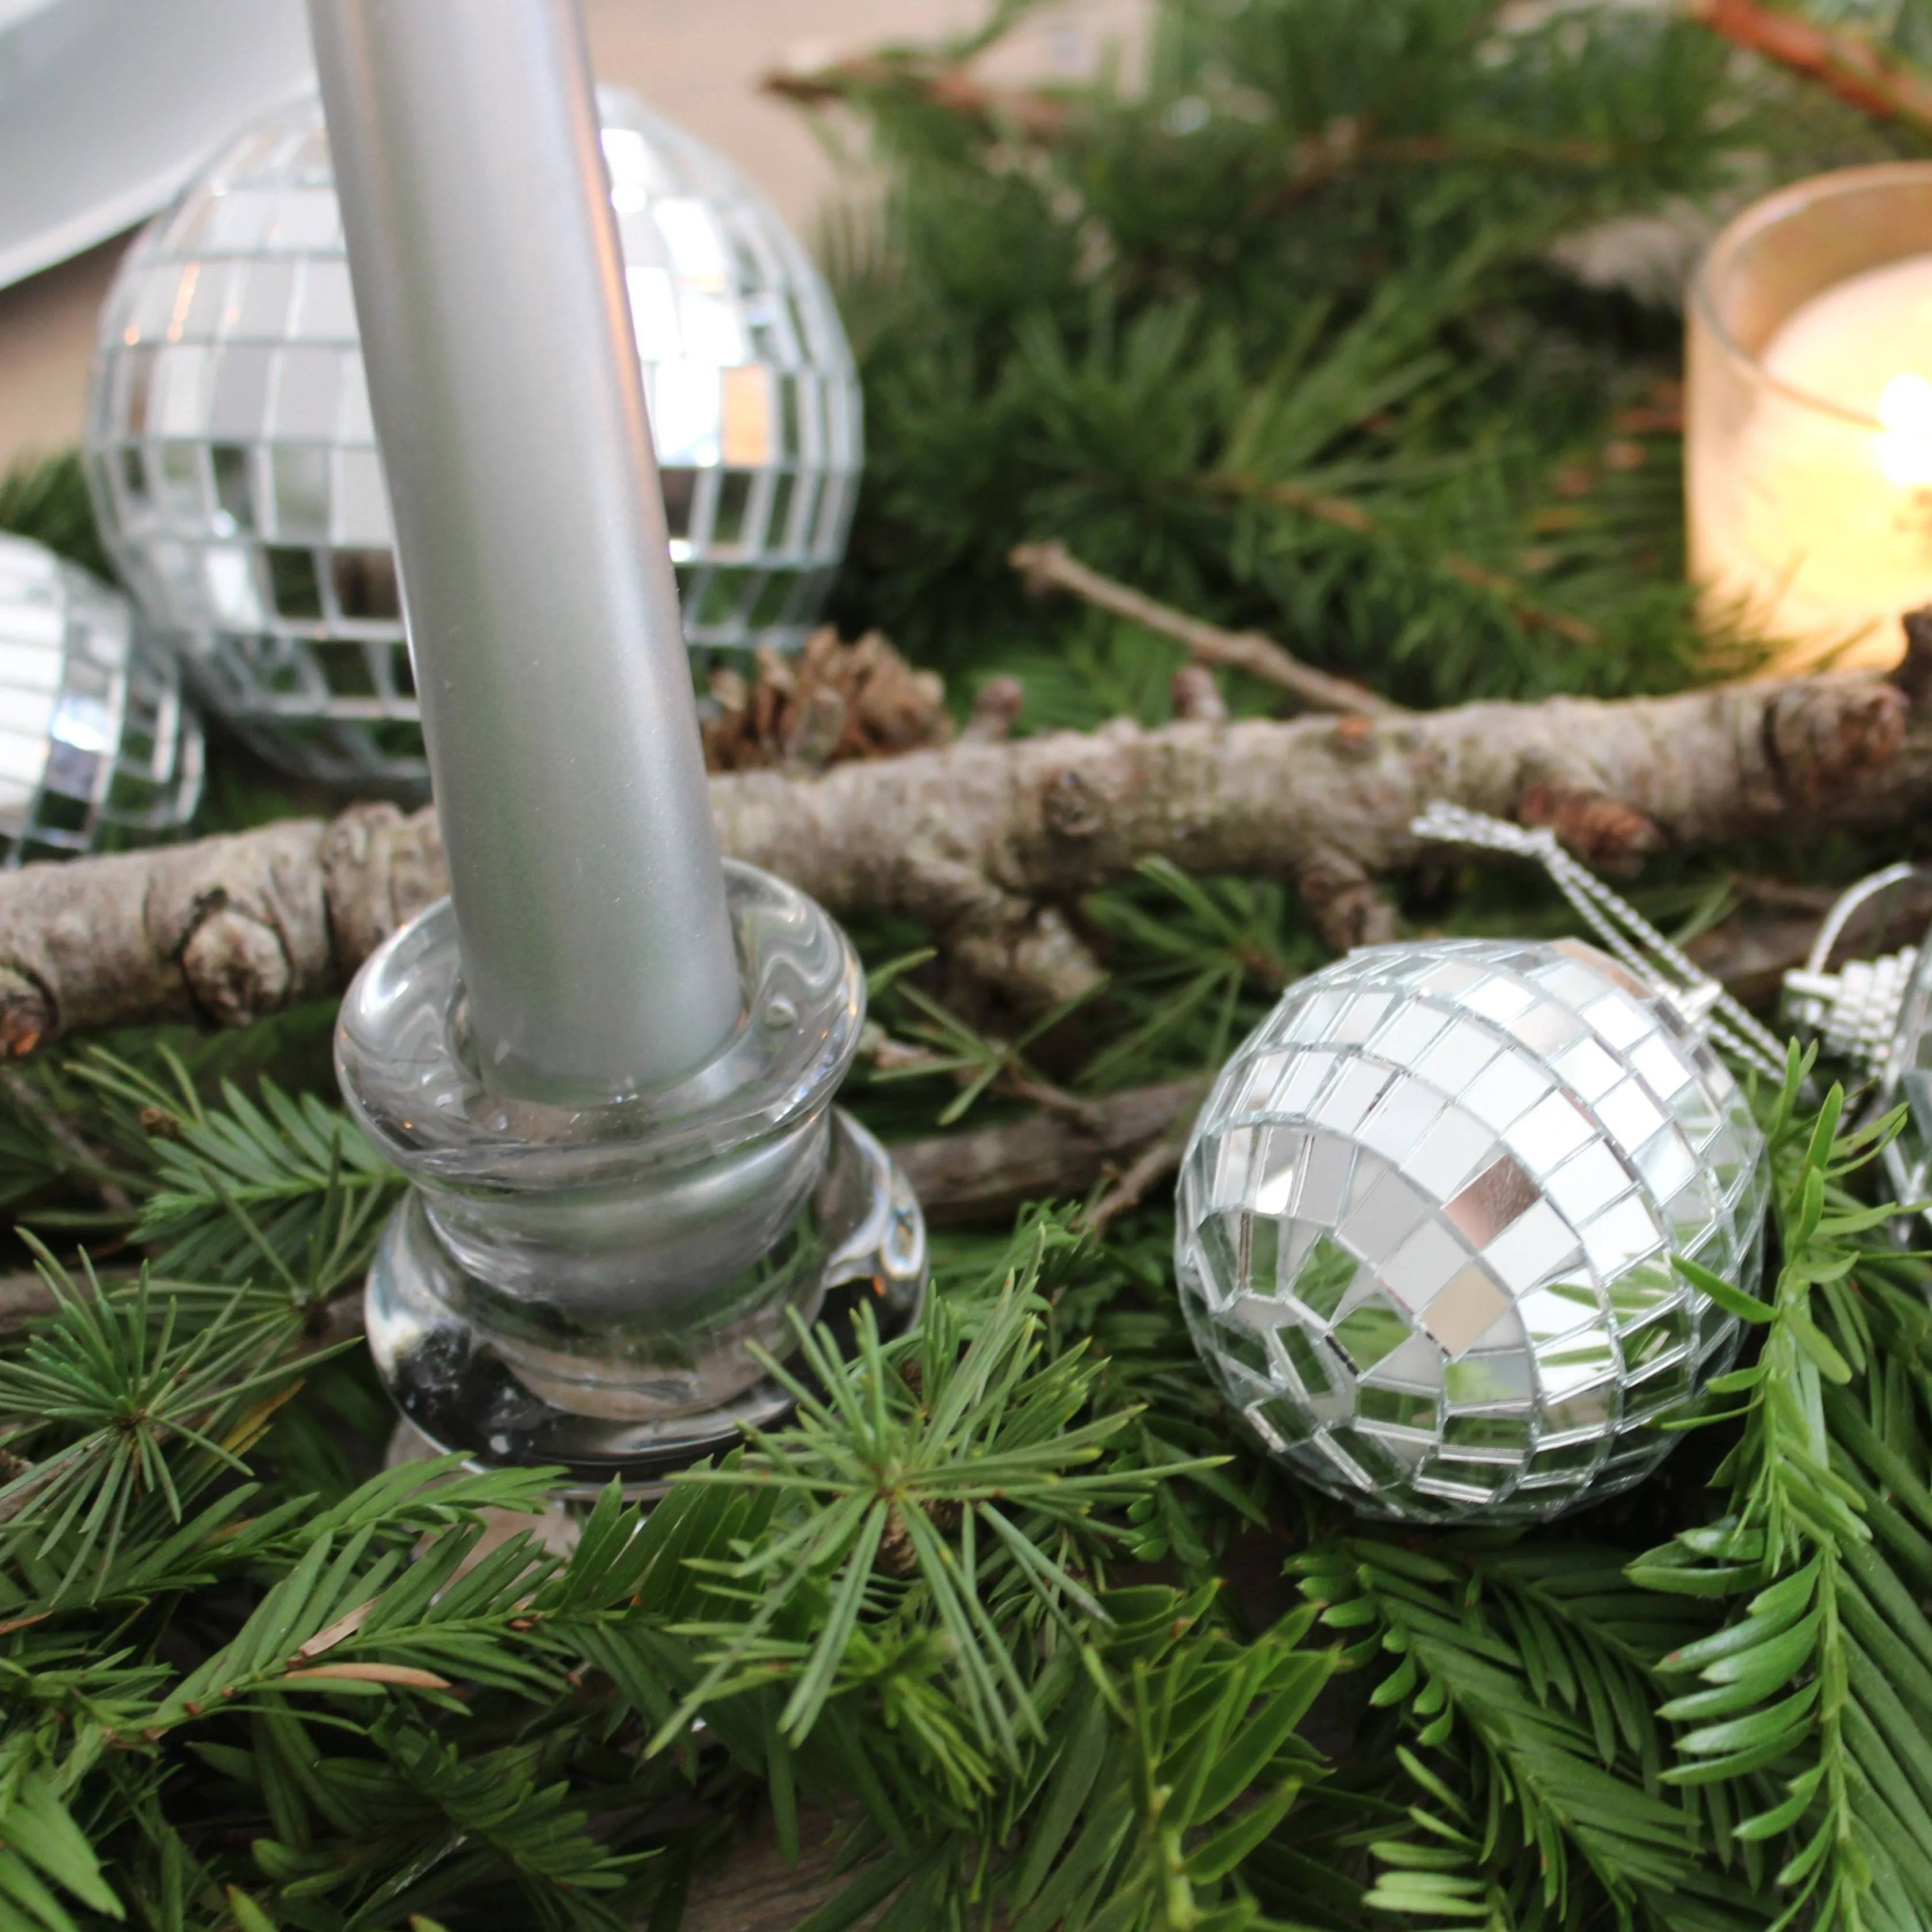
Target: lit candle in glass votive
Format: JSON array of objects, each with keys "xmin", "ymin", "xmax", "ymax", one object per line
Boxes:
[{"xmin": 1687, "ymin": 164, "xmax": 1932, "ymax": 674}]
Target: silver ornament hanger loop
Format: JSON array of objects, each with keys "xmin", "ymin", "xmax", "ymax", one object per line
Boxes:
[
  {"xmin": 1410, "ymin": 802, "xmax": 1790, "ymax": 1084},
  {"xmin": 1780, "ymin": 863, "xmax": 1923, "ymax": 1080}
]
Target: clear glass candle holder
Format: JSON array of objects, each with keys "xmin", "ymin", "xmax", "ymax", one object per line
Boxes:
[
  {"xmin": 1687, "ymin": 163, "xmax": 1932, "ymax": 674},
  {"xmin": 338, "ymin": 859, "xmax": 927, "ymax": 1483}
]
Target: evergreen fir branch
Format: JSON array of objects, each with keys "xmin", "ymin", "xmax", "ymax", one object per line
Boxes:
[
  {"xmin": 821, "ymin": 0, "xmax": 1782, "ymax": 701},
  {"xmin": 6, "ymin": 6, "xmax": 1932, "ymax": 1925},
  {"xmin": 0, "ymin": 1449, "xmax": 691, "ymax": 1929},
  {"xmin": 1204, "ymin": 468, "xmax": 1605, "ymax": 652},
  {"xmin": 0, "ymin": 1757, "xmax": 124, "ymax": 1932},
  {"xmin": 1079, "ymin": 861, "xmax": 1308, "ymax": 1093},
  {"xmin": 1460, "ymin": 1543, "xmax": 1707, "ymax": 1777},
  {"xmin": 654, "ymin": 1248, "xmax": 1218, "ymax": 1764},
  {"xmin": 1624, "ymin": 1051, "xmax": 1932, "ymax": 1929},
  {"xmin": 239, "ymin": 1727, "xmax": 642, "ymax": 1932},
  {"xmin": 1296, "ymin": 1538, "xmax": 1703, "ymax": 1926},
  {"xmin": 1017, "ymin": 1607, "xmax": 1334, "ymax": 1932},
  {"xmin": 64, "ymin": 1047, "xmax": 402, "ymax": 1296},
  {"xmin": 868, "ymin": 976, "xmax": 1100, "ymax": 1125},
  {"xmin": 1633, "ymin": 1052, "xmax": 1885, "ymax": 1581},
  {"xmin": 0, "ymin": 1252, "xmax": 341, "ymax": 1604},
  {"xmin": 134, "ymin": 1518, "xmax": 566, "ymax": 1735},
  {"xmin": 0, "ymin": 1074, "xmax": 81, "ymax": 1220},
  {"xmin": 769, "ymin": 1588, "xmax": 1344, "ymax": 1932}
]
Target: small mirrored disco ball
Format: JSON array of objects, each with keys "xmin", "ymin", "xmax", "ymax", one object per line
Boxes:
[
  {"xmin": 1176, "ymin": 936, "xmax": 1766, "ymax": 1523},
  {"xmin": 0, "ymin": 533, "xmax": 202, "ymax": 863},
  {"xmin": 84, "ymin": 88, "xmax": 862, "ymax": 790}
]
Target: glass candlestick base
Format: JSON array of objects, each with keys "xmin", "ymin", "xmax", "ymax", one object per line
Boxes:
[
  {"xmin": 364, "ymin": 1109, "xmax": 923, "ymax": 1487},
  {"xmin": 337, "ymin": 860, "xmax": 927, "ymax": 1485}
]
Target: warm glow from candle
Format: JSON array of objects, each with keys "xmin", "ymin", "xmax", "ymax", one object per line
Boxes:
[
  {"xmin": 1877, "ymin": 372, "xmax": 1932, "ymax": 485},
  {"xmin": 1689, "ymin": 248, "xmax": 1932, "ymax": 672}
]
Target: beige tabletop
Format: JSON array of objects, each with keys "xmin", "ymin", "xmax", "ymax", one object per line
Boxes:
[{"xmin": 0, "ymin": 0, "xmax": 1139, "ymax": 478}]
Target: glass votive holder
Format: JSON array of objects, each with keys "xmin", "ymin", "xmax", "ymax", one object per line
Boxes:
[{"xmin": 1687, "ymin": 163, "xmax": 1932, "ymax": 674}]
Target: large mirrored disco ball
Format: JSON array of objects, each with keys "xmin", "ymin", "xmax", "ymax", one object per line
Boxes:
[
  {"xmin": 0, "ymin": 533, "xmax": 202, "ymax": 864},
  {"xmin": 1176, "ymin": 936, "xmax": 1767, "ymax": 1524},
  {"xmin": 83, "ymin": 88, "xmax": 862, "ymax": 790}
]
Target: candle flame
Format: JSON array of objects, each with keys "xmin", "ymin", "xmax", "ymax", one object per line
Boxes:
[{"xmin": 1877, "ymin": 372, "xmax": 1932, "ymax": 485}]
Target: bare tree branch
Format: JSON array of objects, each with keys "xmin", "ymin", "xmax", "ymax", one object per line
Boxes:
[{"xmin": 0, "ymin": 660, "xmax": 1916, "ymax": 1053}]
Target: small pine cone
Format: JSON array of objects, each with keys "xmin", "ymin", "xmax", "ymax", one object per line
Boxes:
[
  {"xmin": 699, "ymin": 629, "xmax": 952, "ymax": 773},
  {"xmin": 847, "ymin": 632, "xmax": 951, "ymax": 755},
  {"xmin": 782, "ymin": 683, "xmax": 850, "ymax": 770}
]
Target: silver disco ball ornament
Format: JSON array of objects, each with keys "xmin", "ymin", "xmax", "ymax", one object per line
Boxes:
[
  {"xmin": 1176, "ymin": 935, "xmax": 1767, "ymax": 1523},
  {"xmin": 0, "ymin": 532, "xmax": 202, "ymax": 863},
  {"xmin": 83, "ymin": 88, "xmax": 862, "ymax": 789}
]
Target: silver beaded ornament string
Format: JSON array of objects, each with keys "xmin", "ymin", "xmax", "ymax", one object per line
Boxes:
[
  {"xmin": 1780, "ymin": 862, "xmax": 1925, "ymax": 1077},
  {"xmin": 1410, "ymin": 802, "xmax": 1790, "ymax": 1084}
]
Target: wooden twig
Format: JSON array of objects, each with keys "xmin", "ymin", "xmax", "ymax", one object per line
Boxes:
[
  {"xmin": 1009, "ymin": 541, "xmax": 1400, "ymax": 717},
  {"xmin": 962, "ymin": 674, "xmax": 1026, "ymax": 742},
  {"xmin": 892, "ymin": 1078, "xmax": 1203, "ymax": 1227},
  {"xmin": 1081, "ymin": 1132, "xmax": 1190, "ymax": 1238},
  {"xmin": 0, "ymin": 859, "xmax": 1881, "ymax": 1277},
  {"xmin": 0, "ymin": 893, "xmax": 1879, "ymax": 1268},
  {"xmin": 0, "ymin": 1272, "xmax": 364, "ymax": 1346},
  {"xmin": 1170, "ymin": 665, "xmax": 1229, "ymax": 723},
  {"xmin": 1687, "ymin": 0, "xmax": 1932, "ymax": 135},
  {"xmin": 1269, "ymin": 125, "xmax": 1622, "ymax": 204}
]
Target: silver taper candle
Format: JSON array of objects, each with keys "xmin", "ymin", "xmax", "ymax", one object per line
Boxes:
[{"xmin": 307, "ymin": 0, "xmax": 740, "ymax": 1098}]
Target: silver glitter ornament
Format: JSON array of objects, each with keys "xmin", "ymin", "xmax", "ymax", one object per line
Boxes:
[
  {"xmin": 83, "ymin": 88, "xmax": 862, "ymax": 790},
  {"xmin": 1176, "ymin": 808, "xmax": 1773, "ymax": 1524},
  {"xmin": 0, "ymin": 532, "xmax": 202, "ymax": 864},
  {"xmin": 1782, "ymin": 863, "xmax": 1932, "ymax": 1219}
]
